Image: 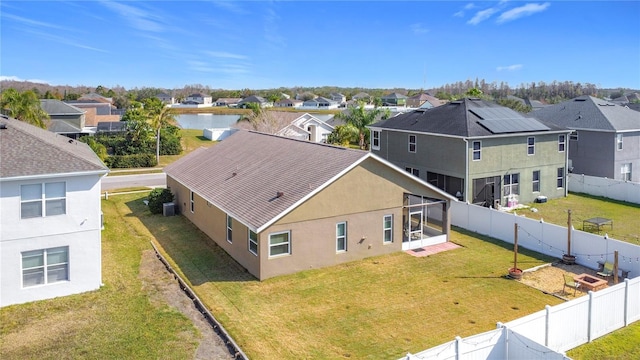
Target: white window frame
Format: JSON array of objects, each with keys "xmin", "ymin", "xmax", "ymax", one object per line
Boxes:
[
  {"xmin": 532, "ymin": 170, "xmax": 540, "ymax": 193},
  {"xmin": 20, "ymin": 182, "xmax": 66, "ymax": 219},
  {"xmin": 248, "ymin": 230, "xmax": 258, "ymax": 256},
  {"xmin": 190, "ymin": 191, "xmax": 195, "ymax": 213},
  {"xmin": 621, "ymin": 163, "xmax": 632, "ymax": 181},
  {"xmin": 408, "ymin": 134, "xmax": 416, "ymax": 153},
  {"xmin": 405, "ymin": 167, "xmax": 419, "ymax": 177},
  {"xmin": 472, "ymin": 141, "xmax": 481, "ymax": 161},
  {"xmin": 383, "ymin": 215, "xmax": 393, "ymax": 243},
  {"xmin": 336, "ymin": 222, "xmax": 347, "ymax": 252},
  {"xmin": 558, "ymin": 134, "xmax": 566, "ymax": 152},
  {"xmin": 268, "ymin": 230, "xmax": 291, "ymax": 258},
  {"xmin": 21, "ymin": 246, "xmax": 69, "ymax": 288},
  {"xmin": 527, "ymin": 137, "xmax": 535, "ymax": 155},
  {"xmin": 557, "ymin": 167, "xmax": 564, "ymax": 188},
  {"xmin": 503, "ymin": 173, "xmax": 520, "ymax": 196},
  {"xmin": 616, "ymin": 133, "xmax": 623, "ymax": 151},
  {"xmin": 371, "ymin": 130, "xmax": 380, "ymax": 150},
  {"xmin": 226, "ymin": 214, "xmax": 233, "ymax": 243}
]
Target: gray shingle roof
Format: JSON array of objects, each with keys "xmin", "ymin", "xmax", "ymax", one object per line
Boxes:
[
  {"xmin": 373, "ymin": 98, "xmax": 566, "ymax": 137},
  {"xmin": 40, "ymin": 99, "xmax": 84, "ymax": 115},
  {"xmin": 532, "ymin": 96, "xmax": 640, "ymax": 131},
  {"xmin": 0, "ymin": 116, "xmax": 108, "ymax": 179},
  {"xmin": 164, "ymin": 130, "xmax": 368, "ymax": 230}
]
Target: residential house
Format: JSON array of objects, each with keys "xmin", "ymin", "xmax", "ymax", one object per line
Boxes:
[
  {"xmin": 330, "ymin": 93, "xmax": 347, "ymax": 104},
  {"xmin": 40, "ymin": 99, "xmax": 90, "ymax": 139},
  {"xmin": 185, "ymin": 93, "xmax": 213, "ymax": 105},
  {"xmin": 302, "ymin": 96, "xmax": 339, "ymax": 110},
  {"xmin": 505, "ymin": 95, "xmax": 548, "ymax": 110},
  {"xmin": 407, "ymin": 93, "xmax": 444, "ymax": 109},
  {"xmin": 157, "ymin": 93, "xmax": 176, "ymax": 105},
  {"xmin": 274, "ymin": 112, "xmax": 334, "ymax": 142},
  {"xmin": 370, "ymin": 98, "xmax": 572, "ymax": 207},
  {"xmin": 274, "ymin": 98, "xmax": 303, "ymax": 108},
  {"xmin": 533, "ymin": 96, "xmax": 640, "ymax": 182},
  {"xmin": 238, "ymin": 95, "xmax": 272, "ymax": 108},
  {"xmin": 164, "ymin": 130, "xmax": 454, "ymax": 280},
  {"xmin": 611, "ymin": 93, "xmax": 640, "ymax": 105},
  {"xmin": 64, "ymin": 99, "xmax": 121, "ymax": 129},
  {"xmin": 0, "ymin": 116, "xmax": 109, "ymax": 307},
  {"xmin": 352, "ymin": 92, "xmax": 372, "ymax": 103},
  {"xmin": 381, "ymin": 93, "xmax": 408, "ymax": 107},
  {"xmin": 215, "ymin": 98, "xmax": 243, "ymax": 107},
  {"xmin": 79, "ymin": 93, "xmax": 113, "ymax": 104}
]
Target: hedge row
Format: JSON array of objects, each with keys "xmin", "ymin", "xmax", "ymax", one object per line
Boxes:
[{"xmin": 104, "ymin": 154, "xmax": 157, "ymax": 168}]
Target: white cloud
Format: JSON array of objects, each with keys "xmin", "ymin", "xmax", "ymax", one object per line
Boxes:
[
  {"xmin": 454, "ymin": 3, "xmax": 476, "ymax": 17},
  {"xmin": 99, "ymin": 1, "xmax": 164, "ymax": 33},
  {"xmin": 497, "ymin": 3, "xmax": 551, "ymax": 24},
  {"xmin": 263, "ymin": 7, "xmax": 285, "ymax": 49},
  {"xmin": 0, "ymin": 75, "xmax": 49, "ymax": 84},
  {"xmin": 467, "ymin": 7, "xmax": 499, "ymax": 25},
  {"xmin": 411, "ymin": 23, "xmax": 429, "ymax": 34},
  {"xmin": 496, "ymin": 64, "xmax": 523, "ymax": 71},
  {"xmin": 2, "ymin": 13, "xmax": 66, "ymax": 30},
  {"xmin": 209, "ymin": 0, "xmax": 247, "ymax": 15},
  {"xmin": 204, "ymin": 51, "xmax": 248, "ymax": 60},
  {"xmin": 23, "ymin": 29, "xmax": 109, "ymax": 53}
]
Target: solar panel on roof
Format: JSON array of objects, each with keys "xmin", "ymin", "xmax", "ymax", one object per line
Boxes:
[
  {"xmin": 470, "ymin": 107, "xmax": 549, "ymax": 133},
  {"xmin": 470, "ymin": 107, "xmax": 525, "ymax": 121}
]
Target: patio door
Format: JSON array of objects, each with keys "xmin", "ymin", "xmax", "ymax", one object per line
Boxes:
[{"xmin": 409, "ymin": 209, "xmax": 423, "ymax": 242}]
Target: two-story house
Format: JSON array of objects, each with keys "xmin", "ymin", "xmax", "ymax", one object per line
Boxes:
[
  {"xmin": 40, "ymin": 99, "xmax": 90, "ymax": 139},
  {"xmin": 185, "ymin": 93, "xmax": 213, "ymax": 105},
  {"xmin": 533, "ymin": 96, "xmax": 640, "ymax": 182},
  {"xmin": 381, "ymin": 93, "xmax": 408, "ymax": 107},
  {"xmin": 369, "ymin": 98, "xmax": 572, "ymax": 207},
  {"xmin": 0, "ymin": 116, "xmax": 109, "ymax": 307}
]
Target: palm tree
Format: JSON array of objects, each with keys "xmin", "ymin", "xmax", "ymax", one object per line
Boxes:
[
  {"xmin": 148, "ymin": 105, "xmax": 177, "ymax": 165},
  {"xmin": 335, "ymin": 101, "xmax": 390, "ymax": 149},
  {"xmin": 0, "ymin": 88, "xmax": 50, "ymax": 128}
]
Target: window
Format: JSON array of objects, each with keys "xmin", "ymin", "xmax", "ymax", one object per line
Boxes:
[
  {"xmin": 21, "ymin": 182, "xmax": 66, "ymax": 219},
  {"xmin": 472, "ymin": 141, "xmax": 481, "ymax": 161},
  {"xmin": 616, "ymin": 134, "xmax": 623, "ymax": 151},
  {"xmin": 226, "ymin": 215, "xmax": 233, "ymax": 243},
  {"xmin": 408, "ymin": 135, "xmax": 416, "ymax": 153},
  {"xmin": 190, "ymin": 191, "xmax": 195, "ymax": 213},
  {"xmin": 503, "ymin": 173, "xmax": 520, "ymax": 196},
  {"xmin": 383, "ymin": 215, "xmax": 393, "ymax": 243},
  {"xmin": 558, "ymin": 135, "xmax": 566, "ymax": 152},
  {"xmin": 621, "ymin": 163, "xmax": 632, "ymax": 181},
  {"xmin": 269, "ymin": 231, "xmax": 291, "ymax": 257},
  {"xmin": 22, "ymin": 247, "xmax": 69, "ymax": 287},
  {"xmin": 405, "ymin": 167, "xmax": 419, "ymax": 177},
  {"xmin": 336, "ymin": 222, "xmax": 347, "ymax": 252},
  {"xmin": 569, "ymin": 131, "xmax": 578, "ymax": 141},
  {"xmin": 527, "ymin": 137, "xmax": 535, "ymax": 155},
  {"xmin": 556, "ymin": 167, "xmax": 564, "ymax": 188},
  {"xmin": 371, "ymin": 130, "xmax": 380, "ymax": 150},
  {"xmin": 248, "ymin": 230, "xmax": 258, "ymax": 255},
  {"xmin": 532, "ymin": 170, "xmax": 540, "ymax": 192}
]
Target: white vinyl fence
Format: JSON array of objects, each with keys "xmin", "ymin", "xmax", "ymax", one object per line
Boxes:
[
  {"xmin": 450, "ymin": 201, "xmax": 640, "ymax": 279},
  {"xmin": 403, "ymin": 277, "xmax": 640, "ymax": 360},
  {"xmin": 569, "ymin": 173, "xmax": 640, "ymax": 205}
]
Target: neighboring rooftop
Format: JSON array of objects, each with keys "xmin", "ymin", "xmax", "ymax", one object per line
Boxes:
[
  {"xmin": 40, "ymin": 99, "xmax": 85, "ymax": 116},
  {"xmin": 0, "ymin": 116, "xmax": 108, "ymax": 179}
]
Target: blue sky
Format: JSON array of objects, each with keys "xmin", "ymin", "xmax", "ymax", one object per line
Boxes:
[{"xmin": 1, "ymin": 1, "xmax": 639, "ymax": 90}]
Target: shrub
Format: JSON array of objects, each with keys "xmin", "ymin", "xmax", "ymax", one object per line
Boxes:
[
  {"xmin": 104, "ymin": 154, "xmax": 157, "ymax": 168},
  {"xmin": 147, "ymin": 188, "xmax": 175, "ymax": 214}
]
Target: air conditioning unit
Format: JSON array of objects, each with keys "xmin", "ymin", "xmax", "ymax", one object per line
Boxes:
[{"xmin": 163, "ymin": 202, "xmax": 175, "ymax": 216}]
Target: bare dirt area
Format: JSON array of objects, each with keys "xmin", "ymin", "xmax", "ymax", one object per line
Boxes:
[
  {"xmin": 139, "ymin": 250, "xmax": 235, "ymax": 360},
  {"xmin": 518, "ymin": 261, "xmax": 616, "ymax": 300}
]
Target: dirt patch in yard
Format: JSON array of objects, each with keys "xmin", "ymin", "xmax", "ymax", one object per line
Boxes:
[
  {"xmin": 139, "ymin": 250, "xmax": 235, "ymax": 360},
  {"xmin": 518, "ymin": 261, "xmax": 615, "ymax": 300}
]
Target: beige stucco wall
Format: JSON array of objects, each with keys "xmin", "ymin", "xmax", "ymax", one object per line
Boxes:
[{"xmin": 166, "ymin": 157, "xmax": 451, "ymax": 281}]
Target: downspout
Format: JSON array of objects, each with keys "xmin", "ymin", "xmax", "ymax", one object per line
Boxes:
[
  {"xmin": 565, "ymin": 133, "xmax": 569, "ymax": 197},
  {"xmin": 463, "ymin": 138, "xmax": 469, "ymax": 203}
]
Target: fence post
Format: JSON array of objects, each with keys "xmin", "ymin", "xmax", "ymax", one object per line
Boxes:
[
  {"xmin": 624, "ymin": 278, "xmax": 630, "ymax": 326},
  {"xmin": 587, "ymin": 291, "xmax": 594, "ymax": 342},
  {"xmin": 545, "ymin": 305, "xmax": 551, "ymax": 346},
  {"xmin": 455, "ymin": 336, "xmax": 462, "ymax": 360}
]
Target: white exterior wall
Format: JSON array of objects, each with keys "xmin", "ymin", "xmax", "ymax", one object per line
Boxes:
[{"xmin": 0, "ymin": 174, "xmax": 104, "ymax": 307}]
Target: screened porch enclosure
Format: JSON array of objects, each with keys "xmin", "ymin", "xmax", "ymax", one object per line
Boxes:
[{"xmin": 402, "ymin": 193, "xmax": 448, "ymax": 250}]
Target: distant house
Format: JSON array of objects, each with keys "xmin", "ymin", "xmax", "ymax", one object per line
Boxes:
[
  {"xmin": 407, "ymin": 93, "xmax": 444, "ymax": 109},
  {"xmin": 164, "ymin": 130, "xmax": 454, "ymax": 280},
  {"xmin": 79, "ymin": 93, "xmax": 113, "ymax": 104},
  {"xmin": 185, "ymin": 93, "xmax": 213, "ymax": 105},
  {"xmin": 352, "ymin": 92, "xmax": 372, "ymax": 103},
  {"xmin": 274, "ymin": 98, "xmax": 303, "ymax": 108},
  {"xmin": 238, "ymin": 95, "xmax": 272, "ymax": 108},
  {"xmin": 370, "ymin": 98, "xmax": 572, "ymax": 207},
  {"xmin": 330, "ymin": 93, "xmax": 347, "ymax": 104},
  {"xmin": 40, "ymin": 99, "xmax": 91, "ymax": 138},
  {"xmin": 302, "ymin": 96, "xmax": 339, "ymax": 110},
  {"xmin": 215, "ymin": 98, "xmax": 243, "ymax": 107},
  {"xmin": 381, "ymin": 93, "xmax": 408, "ymax": 107},
  {"xmin": 533, "ymin": 96, "xmax": 640, "ymax": 182},
  {"xmin": 274, "ymin": 112, "xmax": 334, "ymax": 142},
  {"xmin": 611, "ymin": 93, "xmax": 640, "ymax": 105},
  {"xmin": 505, "ymin": 95, "xmax": 548, "ymax": 110},
  {"xmin": 64, "ymin": 99, "xmax": 121, "ymax": 128},
  {"xmin": 0, "ymin": 116, "xmax": 109, "ymax": 307},
  {"xmin": 157, "ymin": 93, "xmax": 176, "ymax": 105}
]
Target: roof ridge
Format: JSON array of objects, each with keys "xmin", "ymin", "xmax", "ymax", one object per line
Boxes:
[{"xmin": 246, "ymin": 130, "xmax": 365, "ymax": 152}]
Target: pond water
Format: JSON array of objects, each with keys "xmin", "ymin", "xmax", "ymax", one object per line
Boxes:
[{"xmin": 175, "ymin": 114, "xmax": 241, "ymax": 130}]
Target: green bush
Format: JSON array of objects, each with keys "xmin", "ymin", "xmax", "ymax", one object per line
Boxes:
[
  {"xmin": 147, "ymin": 188, "xmax": 175, "ymax": 214},
  {"xmin": 104, "ymin": 154, "xmax": 157, "ymax": 168}
]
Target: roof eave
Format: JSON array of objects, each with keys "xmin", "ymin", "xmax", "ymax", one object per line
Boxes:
[{"xmin": 0, "ymin": 169, "xmax": 109, "ymax": 182}]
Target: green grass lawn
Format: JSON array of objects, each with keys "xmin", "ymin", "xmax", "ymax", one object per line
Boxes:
[
  {"xmin": 567, "ymin": 320, "xmax": 640, "ymax": 359},
  {"xmin": 121, "ymin": 193, "xmax": 563, "ymax": 359},
  {"xmin": 0, "ymin": 191, "xmax": 199, "ymax": 359},
  {"xmin": 518, "ymin": 192, "xmax": 640, "ymax": 245}
]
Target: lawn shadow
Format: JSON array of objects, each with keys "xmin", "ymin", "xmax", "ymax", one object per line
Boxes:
[
  {"xmin": 124, "ymin": 198, "xmax": 256, "ymax": 285},
  {"xmin": 570, "ymin": 191, "xmax": 640, "ymax": 209}
]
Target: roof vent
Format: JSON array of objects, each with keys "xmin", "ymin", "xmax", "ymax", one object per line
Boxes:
[
  {"xmin": 0, "ymin": 123, "xmax": 7, "ymax": 130},
  {"xmin": 276, "ymin": 191, "xmax": 284, "ymax": 198}
]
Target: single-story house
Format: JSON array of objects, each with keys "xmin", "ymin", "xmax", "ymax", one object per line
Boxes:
[{"xmin": 164, "ymin": 130, "xmax": 454, "ymax": 280}]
